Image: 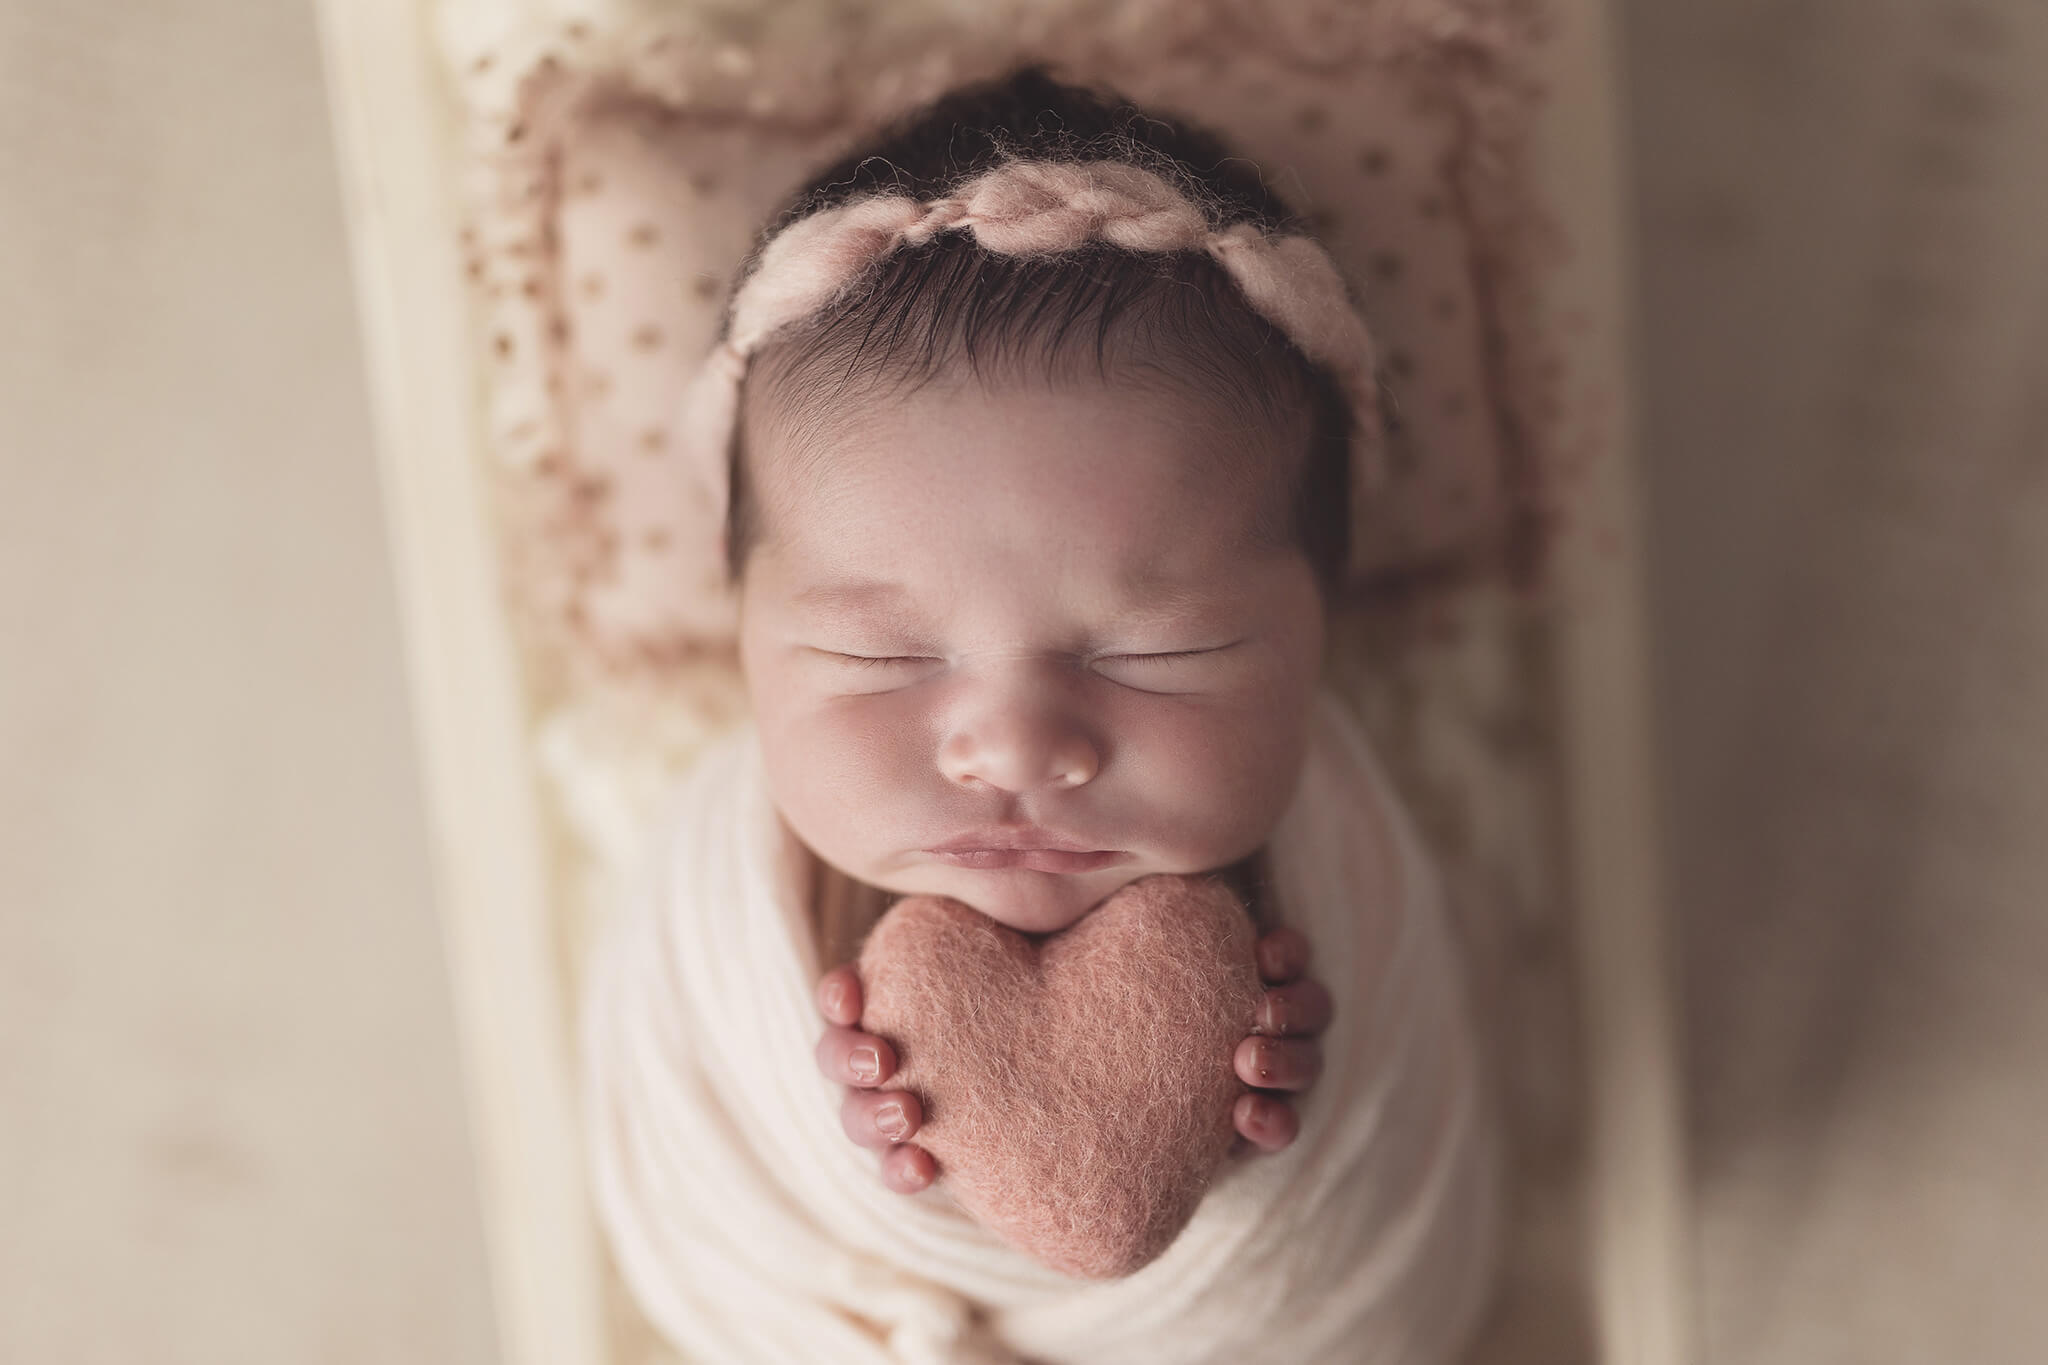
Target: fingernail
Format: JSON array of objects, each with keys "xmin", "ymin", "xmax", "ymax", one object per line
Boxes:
[
  {"xmin": 1253, "ymin": 1041, "xmax": 1276, "ymax": 1084},
  {"xmin": 823, "ymin": 980, "xmax": 846, "ymax": 1016},
  {"xmin": 875, "ymin": 1102, "xmax": 907, "ymax": 1141},
  {"xmin": 1261, "ymin": 995, "xmax": 1286, "ymax": 1035},
  {"xmin": 850, "ymin": 1046, "xmax": 880, "ymax": 1083}
]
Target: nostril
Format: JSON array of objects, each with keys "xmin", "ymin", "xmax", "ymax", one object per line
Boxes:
[
  {"xmin": 1057, "ymin": 742, "xmax": 1100, "ymax": 788},
  {"xmin": 939, "ymin": 721, "xmax": 1100, "ymax": 793}
]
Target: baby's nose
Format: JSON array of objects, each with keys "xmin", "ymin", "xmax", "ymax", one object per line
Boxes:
[{"xmin": 938, "ymin": 704, "xmax": 1100, "ymax": 794}]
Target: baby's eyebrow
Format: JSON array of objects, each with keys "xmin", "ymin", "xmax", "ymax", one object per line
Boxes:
[
  {"xmin": 792, "ymin": 578, "xmax": 917, "ymax": 613},
  {"xmin": 1112, "ymin": 572, "xmax": 1235, "ymax": 627},
  {"xmin": 790, "ymin": 579, "xmax": 940, "ymax": 637},
  {"xmin": 799, "ymin": 573, "xmax": 1222, "ymax": 613}
]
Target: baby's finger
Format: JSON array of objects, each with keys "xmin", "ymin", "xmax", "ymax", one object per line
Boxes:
[
  {"xmin": 816, "ymin": 966, "xmax": 863, "ymax": 1028},
  {"xmin": 1256, "ymin": 978, "xmax": 1334, "ymax": 1038},
  {"xmin": 1234, "ymin": 1093, "xmax": 1300, "ymax": 1153},
  {"xmin": 815, "ymin": 1024, "xmax": 897, "ymax": 1088},
  {"xmin": 1235, "ymin": 1036, "xmax": 1322, "ymax": 1091},
  {"xmin": 840, "ymin": 1088, "xmax": 924, "ymax": 1150},
  {"xmin": 1255, "ymin": 927, "xmax": 1312, "ymax": 985},
  {"xmin": 880, "ymin": 1142, "xmax": 938, "ymax": 1195}
]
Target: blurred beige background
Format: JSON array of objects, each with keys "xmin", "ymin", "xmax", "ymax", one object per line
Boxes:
[
  {"xmin": 1, "ymin": 1, "xmax": 2043, "ymax": 1363},
  {"xmin": 1630, "ymin": 1, "xmax": 2048, "ymax": 1362},
  {"xmin": 0, "ymin": 4, "xmax": 497, "ymax": 1362}
]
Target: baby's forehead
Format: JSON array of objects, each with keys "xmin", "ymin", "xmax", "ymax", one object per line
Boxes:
[
  {"xmin": 758, "ymin": 474, "xmax": 1283, "ymax": 639},
  {"xmin": 770, "ymin": 551, "xmax": 1268, "ymax": 642},
  {"xmin": 745, "ymin": 366, "xmax": 1289, "ymax": 514}
]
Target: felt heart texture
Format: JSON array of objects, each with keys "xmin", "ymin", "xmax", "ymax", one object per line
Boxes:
[{"xmin": 856, "ymin": 873, "xmax": 1264, "ymax": 1280}]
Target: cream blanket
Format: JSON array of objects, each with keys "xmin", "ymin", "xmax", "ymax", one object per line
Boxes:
[{"xmin": 582, "ymin": 688, "xmax": 1500, "ymax": 1363}]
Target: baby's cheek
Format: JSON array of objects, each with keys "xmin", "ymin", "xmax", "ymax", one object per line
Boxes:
[
  {"xmin": 1126, "ymin": 705, "xmax": 1305, "ymax": 866},
  {"xmin": 761, "ymin": 698, "xmax": 934, "ymax": 868}
]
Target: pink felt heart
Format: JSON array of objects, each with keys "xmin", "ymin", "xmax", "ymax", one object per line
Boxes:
[{"xmin": 856, "ymin": 873, "xmax": 1263, "ymax": 1279}]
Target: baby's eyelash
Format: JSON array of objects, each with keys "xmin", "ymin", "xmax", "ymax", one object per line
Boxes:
[
  {"xmin": 1101, "ymin": 644, "xmax": 1238, "ymax": 663},
  {"xmin": 826, "ymin": 645, "xmax": 1235, "ymax": 669},
  {"xmin": 834, "ymin": 653, "xmax": 925, "ymax": 669}
]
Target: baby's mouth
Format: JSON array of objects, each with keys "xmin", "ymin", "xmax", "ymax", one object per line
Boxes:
[{"xmin": 926, "ymin": 848, "xmax": 1126, "ymax": 874}]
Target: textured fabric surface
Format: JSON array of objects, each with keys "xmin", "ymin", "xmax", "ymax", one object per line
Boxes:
[
  {"xmin": 858, "ymin": 878, "xmax": 1264, "ymax": 1280},
  {"xmin": 582, "ymin": 689, "xmax": 1501, "ymax": 1363}
]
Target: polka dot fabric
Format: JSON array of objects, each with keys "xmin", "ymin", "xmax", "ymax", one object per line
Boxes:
[
  {"xmin": 444, "ymin": 0, "xmax": 1558, "ymax": 706},
  {"xmin": 550, "ymin": 112, "xmax": 820, "ymax": 654}
]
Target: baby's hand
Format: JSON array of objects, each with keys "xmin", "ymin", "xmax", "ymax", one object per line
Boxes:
[
  {"xmin": 1232, "ymin": 926, "xmax": 1333, "ymax": 1154},
  {"xmin": 814, "ymin": 964, "xmax": 937, "ymax": 1195},
  {"xmin": 816, "ymin": 922, "xmax": 1330, "ymax": 1185}
]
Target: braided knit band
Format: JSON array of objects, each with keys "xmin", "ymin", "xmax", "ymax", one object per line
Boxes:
[{"xmin": 678, "ymin": 159, "xmax": 1385, "ymax": 572}]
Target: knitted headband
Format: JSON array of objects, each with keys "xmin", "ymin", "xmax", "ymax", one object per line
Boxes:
[{"xmin": 679, "ymin": 158, "xmax": 1386, "ymax": 571}]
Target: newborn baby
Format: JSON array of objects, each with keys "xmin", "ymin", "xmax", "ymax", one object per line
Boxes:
[
  {"xmin": 585, "ymin": 64, "xmax": 1498, "ymax": 1361},
  {"xmin": 716, "ymin": 73, "xmax": 1352, "ymax": 1201}
]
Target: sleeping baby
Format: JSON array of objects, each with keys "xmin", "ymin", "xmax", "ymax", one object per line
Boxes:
[{"xmin": 584, "ymin": 66, "xmax": 1500, "ymax": 1364}]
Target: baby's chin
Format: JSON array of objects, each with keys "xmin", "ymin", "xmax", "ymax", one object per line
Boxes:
[{"xmin": 878, "ymin": 864, "xmax": 1152, "ymax": 937}]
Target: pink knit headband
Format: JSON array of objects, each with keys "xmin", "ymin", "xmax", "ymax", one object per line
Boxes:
[{"xmin": 678, "ymin": 159, "xmax": 1386, "ymax": 571}]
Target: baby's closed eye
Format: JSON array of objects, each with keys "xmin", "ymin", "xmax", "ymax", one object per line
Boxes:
[
  {"xmin": 1088, "ymin": 642, "xmax": 1245, "ymax": 692},
  {"xmin": 805, "ymin": 650, "xmax": 945, "ymax": 692},
  {"xmin": 828, "ymin": 652, "xmax": 936, "ymax": 670},
  {"xmin": 1091, "ymin": 642, "xmax": 1240, "ymax": 666},
  {"xmin": 813, "ymin": 643, "xmax": 1242, "ymax": 675}
]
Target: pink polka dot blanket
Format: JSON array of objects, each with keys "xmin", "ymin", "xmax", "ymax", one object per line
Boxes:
[
  {"xmin": 581, "ymin": 689, "xmax": 1500, "ymax": 1363},
  {"xmin": 441, "ymin": 0, "xmax": 1561, "ymax": 710}
]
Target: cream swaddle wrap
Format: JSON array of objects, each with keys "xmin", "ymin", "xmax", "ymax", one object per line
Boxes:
[{"xmin": 583, "ymin": 688, "xmax": 1501, "ymax": 1363}]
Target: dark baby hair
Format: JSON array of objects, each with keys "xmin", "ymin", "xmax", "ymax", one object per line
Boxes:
[{"xmin": 722, "ymin": 66, "xmax": 1354, "ymax": 599}]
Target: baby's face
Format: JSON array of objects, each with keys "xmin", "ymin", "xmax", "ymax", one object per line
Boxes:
[{"xmin": 737, "ymin": 375, "xmax": 1325, "ymax": 935}]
